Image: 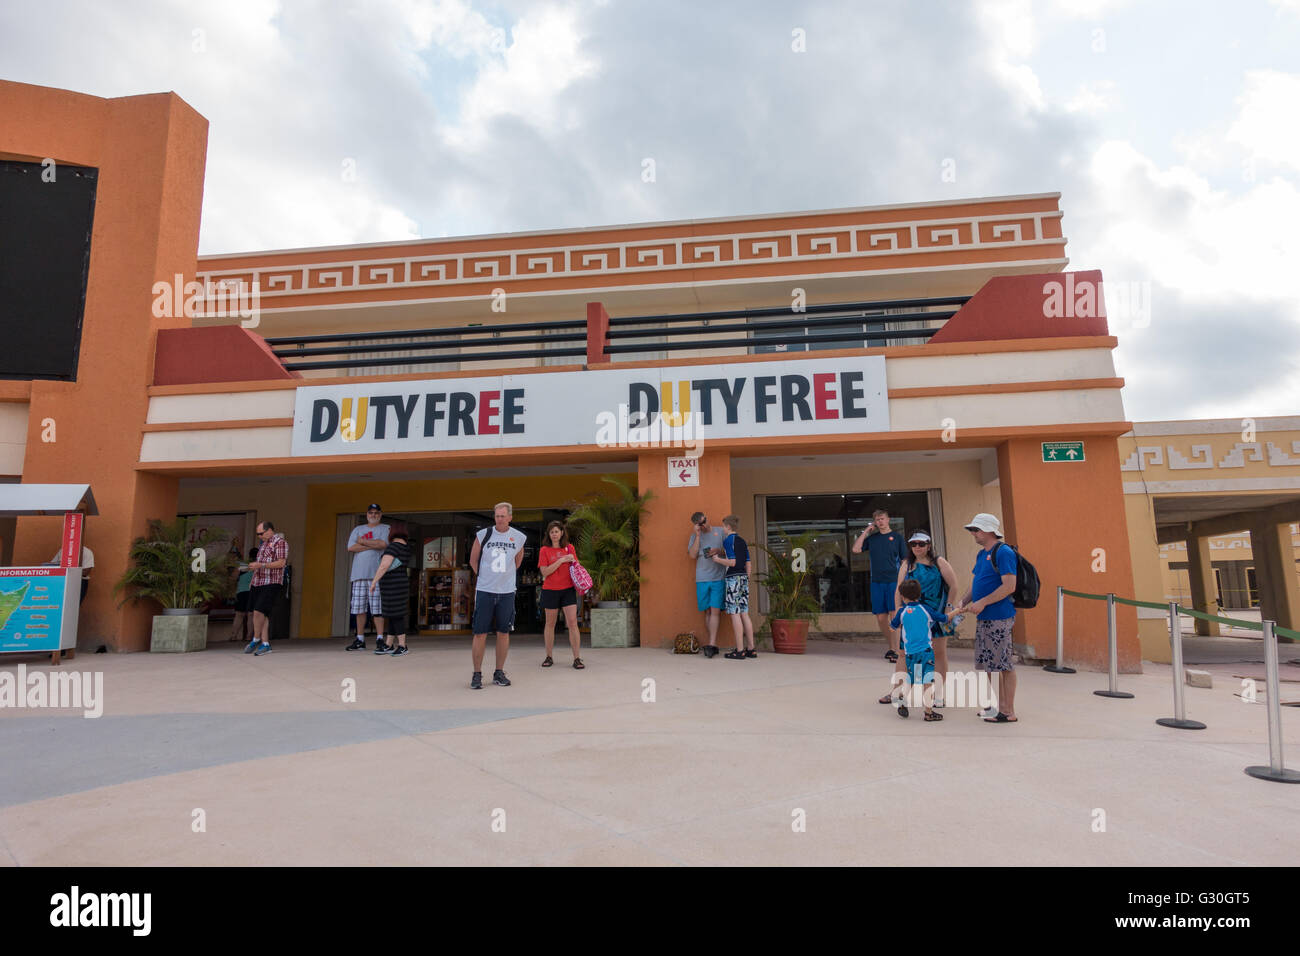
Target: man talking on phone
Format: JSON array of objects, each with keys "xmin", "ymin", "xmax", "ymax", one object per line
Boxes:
[{"xmin": 687, "ymin": 511, "xmax": 727, "ymax": 657}]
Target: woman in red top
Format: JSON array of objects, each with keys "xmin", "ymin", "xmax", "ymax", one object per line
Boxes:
[{"xmin": 539, "ymin": 520, "xmax": 584, "ymax": 669}]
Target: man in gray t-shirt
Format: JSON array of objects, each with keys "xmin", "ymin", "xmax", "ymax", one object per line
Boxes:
[
  {"xmin": 687, "ymin": 512, "xmax": 727, "ymax": 657},
  {"xmin": 467, "ymin": 502, "xmax": 527, "ymax": 689},
  {"xmin": 345, "ymin": 504, "xmax": 390, "ymax": 651}
]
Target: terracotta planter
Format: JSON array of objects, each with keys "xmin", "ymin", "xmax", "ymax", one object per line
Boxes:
[{"xmin": 771, "ymin": 618, "xmax": 809, "ymax": 654}]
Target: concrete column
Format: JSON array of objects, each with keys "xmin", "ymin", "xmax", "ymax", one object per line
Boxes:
[
  {"xmin": 1249, "ymin": 519, "xmax": 1300, "ymax": 640},
  {"xmin": 1185, "ymin": 533, "xmax": 1221, "ymax": 637},
  {"xmin": 637, "ymin": 451, "xmax": 731, "ymax": 648},
  {"xmin": 5, "ymin": 85, "xmax": 208, "ymax": 651},
  {"xmin": 996, "ymin": 435, "xmax": 1140, "ymax": 672}
]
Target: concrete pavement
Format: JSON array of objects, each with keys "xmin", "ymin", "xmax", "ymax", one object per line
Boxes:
[{"xmin": 1, "ymin": 636, "xmax": 1297, "ymax": 866}]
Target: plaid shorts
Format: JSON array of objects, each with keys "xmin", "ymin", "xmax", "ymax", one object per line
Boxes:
[
  {"xmin": 724, "ymin": 575, "xmax": 750, "ymax": 614},
  {"xmin": 350, "ymin": 579, "xmax": 384, "ymax": 616},
  {"xmin": 975, "ymin": 618, "xmax": 1016, "ymax": 672}
]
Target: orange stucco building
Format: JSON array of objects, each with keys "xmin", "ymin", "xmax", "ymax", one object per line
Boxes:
[{"xmin": 2, "ymin": 80, "xmax": 1153, "ymax": 671}]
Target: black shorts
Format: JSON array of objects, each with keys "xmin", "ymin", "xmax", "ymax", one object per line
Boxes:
[
  {"xmin": 234, "ymin": 590, "xmax": 250, "ymax": 613},
  {"xmin": 540, "ymin": 587, "xmax": 577, "ymax": 610},
  {"xmin": 249, "ymin": 584, "xmax": 279, "ymax": 616},
  {"xmin": 472, "ymin": 591, "xmax": 515, "ymax": 635}
]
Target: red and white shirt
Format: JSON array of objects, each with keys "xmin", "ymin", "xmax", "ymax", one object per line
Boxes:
[{"xmin": 253, "ymin": 534, "xmax": 288, "ymax": 587}]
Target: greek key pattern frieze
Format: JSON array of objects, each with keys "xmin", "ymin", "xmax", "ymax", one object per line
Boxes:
[{"xmin": 197, "ymin": 211, "xmax": 1063, "ymax": 301}]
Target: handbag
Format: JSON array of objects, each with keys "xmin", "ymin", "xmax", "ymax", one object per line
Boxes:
[
  {"xmin": 673, "ymin": 632, "xmax": 700, "ymax": 654},
  {"xmin": 569, "ymin": 555, "xmax": 593, "ymax": 596}
]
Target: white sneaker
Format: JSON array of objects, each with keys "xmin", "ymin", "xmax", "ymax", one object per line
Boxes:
[{"xmin": 977, "ymin": 706, "xmax": 997, "ymax": 718}]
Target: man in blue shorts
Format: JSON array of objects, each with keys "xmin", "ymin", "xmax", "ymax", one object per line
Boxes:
[
  {"xmin": 687, "ymin": 511, "xmax": 727, "ymax": 658},
  {"xmin": 468, "ymin": 502, "xmax": 526, "ymax": 689},
  {"xmin": 956, "ymin": 512, "xmax": 1020, "ymax": 722},
  {"xmin": 851, "ymin": 509, "xmax": 908, "ymax": 661}
]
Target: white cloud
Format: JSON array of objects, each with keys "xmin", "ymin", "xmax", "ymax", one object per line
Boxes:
[
  {"xmin": 444, "ymin": 4, "xmax": 598, "ymax": 150},
  {"xmin": 1226, "ymin": 70, "xmax": 1300, "ymax": 173},
  {"xmin": 1064, "ymin": 79, "xmax": 1117, "ymax": 113}
]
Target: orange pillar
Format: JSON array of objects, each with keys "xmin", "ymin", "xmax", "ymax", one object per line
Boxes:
[
  {"xmin": 997, "ymin": 436, "xmax": 1140, "ymax": 672},
  {"xmin": 3, "ymin": 83, "xmax": 209, "ymax": 651},
  {"xmin": 637, "ymin": 451, "xmax": 731, "ymax": 648}
]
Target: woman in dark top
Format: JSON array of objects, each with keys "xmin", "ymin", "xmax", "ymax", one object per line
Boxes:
[{"xmin": 370, "ymin": 531, "xmax": 414, "ymax": 656}]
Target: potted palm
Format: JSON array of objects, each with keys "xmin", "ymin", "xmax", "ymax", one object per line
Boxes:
[
  {"xmin": 114, "ymin": 518, "xmax": 234, "ymax": 652},
  {"xmin": 755, "ymin": 530, "xmax": 824, "ymax": 654},
  {"xmin": 565, "ymin": 476, "xmax": 655, "ymax": 648}
]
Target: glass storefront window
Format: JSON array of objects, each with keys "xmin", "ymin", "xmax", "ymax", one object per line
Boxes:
[{"xmin": 765, "ymin": 492, "xmax": 931, "ymax": 614}]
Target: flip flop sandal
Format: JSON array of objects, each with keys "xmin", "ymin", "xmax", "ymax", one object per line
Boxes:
[
  {"xmin": 924, "ymin": 711, "xmax": 944, "ymax": 721},
  {"xmin": 884, "ymin": 650, "xmax": 898, "ymax": 662},
  {"xmin": 541, "ymin": 656, "xmax": 553, "ymax": 667},
  {"xmin": 984, "ymin": 712, "xmax": 1018, "ymax": 722},
  {"xmin": 573, "ymin": 658, "xmax": 585, "ymax": 669}
]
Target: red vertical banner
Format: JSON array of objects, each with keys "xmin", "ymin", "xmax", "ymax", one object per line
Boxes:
[{"xmin": 61, "ymin": 511, "xmax": 83, "ymax": 568}]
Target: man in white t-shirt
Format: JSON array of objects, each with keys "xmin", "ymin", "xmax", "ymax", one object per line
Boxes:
[
  {"xmin": 49, "ymin": 545, "xmax": 94, "ymax": 602},
  {"xmin": 467, "ymin": 501, "xmax": 526, "ymax": 690},
  {"xmin": 344, "ymin": 504, "xmax": 390, "ymax": 652}
]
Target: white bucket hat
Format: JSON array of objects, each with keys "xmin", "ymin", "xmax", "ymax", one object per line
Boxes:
[{"xmin": 963, "ymin": 513, "xmax": 1004, "ymax": 537}]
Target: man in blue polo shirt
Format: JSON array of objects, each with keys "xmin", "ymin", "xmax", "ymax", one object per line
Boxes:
[
  {"xmin": 852, "ymin": 509, "xmax": 908, "ymax": 662},
  {"xmin": 956, "ymin": 512, "xmax": 1020, "ymax": 723}
]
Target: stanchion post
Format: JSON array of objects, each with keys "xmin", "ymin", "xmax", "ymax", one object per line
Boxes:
[
  {"xmin": 1044, "ymin": 585, "xmax": 1076, "ymax": 674},
  {"xmin": 1094, "ymin": 592, "xmax": 1134, "ymax": 699},
  {"xmin": 1157, "ymin": 601, "xmax": 1205, "ymax": 730},
  {"xmin": 1245, "ymin": 620, "xmax": 1300, "ymax": 783}
]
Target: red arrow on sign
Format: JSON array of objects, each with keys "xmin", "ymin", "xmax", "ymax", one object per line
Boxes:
[{"xmin": 679, "ymin": 470, "xmax": 691, "ymax": 481}]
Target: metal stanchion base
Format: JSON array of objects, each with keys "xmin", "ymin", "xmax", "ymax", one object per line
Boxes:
[
  {"xmin": 1156, "ymin": 717, "xmax": 1206, "ymax": 730},
  {"xmin": 1043, "ymin": 664, "xmax": 1076, "ymax": 674},
  {"xmin": 1094, "ymin": 690, "xmax": 1135, "ymax": 698},
  {"xmin": 1244, "ymin": 766, "xmax": 1300, "ymax": 784}
]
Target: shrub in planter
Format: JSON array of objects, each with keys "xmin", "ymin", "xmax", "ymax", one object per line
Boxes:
[
  {"xmin": 565, "ymin": 477, "xmax": 655, "ymax": 647},
  {"xmin": 755, "ymin": 530, "xmax": 825, "ymax": 654},
  {"xmin": 114, "ymin": 518, "xmax": 234, "ymax": 652}
]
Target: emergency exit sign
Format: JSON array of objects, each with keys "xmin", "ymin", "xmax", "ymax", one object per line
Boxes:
[{"xmin": 1042, "ymin": 441, "xmax": 1085, "ymax": 462}]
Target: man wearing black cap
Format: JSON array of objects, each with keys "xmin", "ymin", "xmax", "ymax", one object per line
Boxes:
[{"xmin": 344, "ymin": 503, "xmax": 390, "ymax": 651}]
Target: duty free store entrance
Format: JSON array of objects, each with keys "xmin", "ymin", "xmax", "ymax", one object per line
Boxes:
[{"xmin": 330, "ymin": 507, "xmax": 593, "ymax": 638}]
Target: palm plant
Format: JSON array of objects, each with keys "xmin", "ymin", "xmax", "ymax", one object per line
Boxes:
[
  {"xmin": 565, "ymin": 476, "xmax": 655, "ymax": 604},
  {"xmin": 114, "ymin": 518, "xmax": 234, "ymax": 610},
  {"xmin": 755, "ymin": 529, "xmax": 825, "ymax": 627}
]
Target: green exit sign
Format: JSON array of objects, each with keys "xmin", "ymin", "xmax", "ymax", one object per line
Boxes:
[{"xmin": 1042, "ymin": 441, "xmax": 1085, "ymax": 462}]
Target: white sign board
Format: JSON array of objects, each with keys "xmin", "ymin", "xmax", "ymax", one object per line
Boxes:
[
  {"xmin": 290, "ymin": 356, "xmax": 889, "ymax": 457},
  {"xmin": 668, "ymin": 457, "xmax": 699, "ymax": 488}
]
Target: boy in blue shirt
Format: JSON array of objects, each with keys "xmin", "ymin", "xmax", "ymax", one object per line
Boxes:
[
  {"xmin": 887, "ymin": 578, "xmax": 947, "ymax": 721},
  {"xmin": 711, "ymin": 515, "xmax": 756, "ymax": 660}
]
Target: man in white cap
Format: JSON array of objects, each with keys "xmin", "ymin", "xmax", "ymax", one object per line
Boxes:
[{"xmin": 955, "ymin": 513, "xmax": 1020, "ymax": 722}]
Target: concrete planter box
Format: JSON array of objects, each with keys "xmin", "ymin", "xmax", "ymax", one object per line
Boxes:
[
  {"xmin": 150, "ymin": 612, "xmax": 208, "ymax": 652},
  {"xmin": 590, "ymin": 603, "xmax": 638, "ymax": 648}
]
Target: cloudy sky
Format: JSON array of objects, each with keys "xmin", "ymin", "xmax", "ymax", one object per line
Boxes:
[{"xmin": 3, "ymin": 0, "xmax": 1297, "ymax": 421}]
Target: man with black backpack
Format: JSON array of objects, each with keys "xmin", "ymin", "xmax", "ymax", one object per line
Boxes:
[{"xmin": 955, "ymin": 513, "xmax": 1020, "ymax": 723}]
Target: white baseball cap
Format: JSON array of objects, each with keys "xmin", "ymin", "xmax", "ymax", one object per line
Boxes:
[{"xmin": 963, "ymin": 513, "xmax": 1004, "ymax": 537}]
